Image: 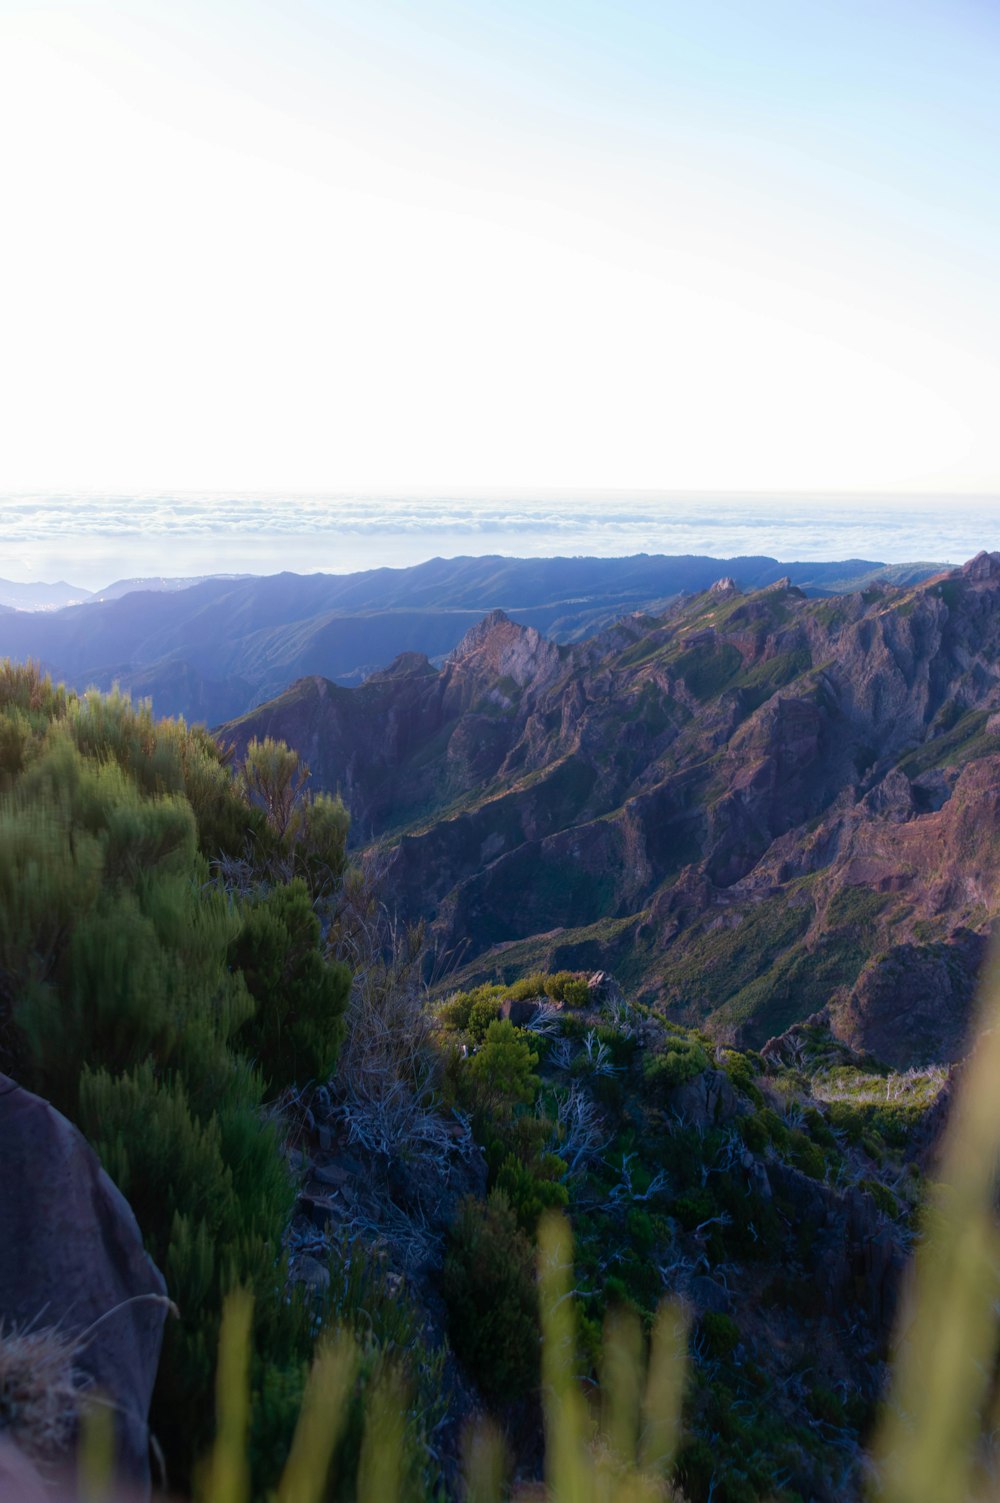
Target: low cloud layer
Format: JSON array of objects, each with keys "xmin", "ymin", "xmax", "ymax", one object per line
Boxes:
[{"xmin": 0, "ymin": 492, "xmax": 995, "ymax": 591}]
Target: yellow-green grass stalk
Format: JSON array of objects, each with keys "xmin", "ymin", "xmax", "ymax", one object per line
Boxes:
[
  {"xmin": 196, "ymin": 1291, "xmax": 253, "ymax": 1503},
  {"xmin": 537, "ymin": 1210, "xmax": 687, "ymax": 1503},
  {"xmin": 77, "ymin": 1400, "xmax": 115, "ymax": 1503},
  {"xmin": 875, "ymin": 948, "xmax": 1000, "ymax": 1503},
  {"xmin": 278, "ymin": 1331, "xmax": 358, "ymax": 1503}
]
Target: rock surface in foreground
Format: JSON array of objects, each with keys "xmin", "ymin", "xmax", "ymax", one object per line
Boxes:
[{"xmin": 0, "ymin": 1074, "xmax": 168, "ymax": 1491}]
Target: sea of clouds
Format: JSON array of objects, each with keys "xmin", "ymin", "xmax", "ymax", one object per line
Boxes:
[{"xmin": 1, "ymin": 491, "xmax": 998, "ymax": 590}]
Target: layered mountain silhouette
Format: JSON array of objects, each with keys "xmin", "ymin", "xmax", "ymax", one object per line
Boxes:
[
  {"xmin": 221, "ymin": 553, "xmax": 1000, "ymax": 1065},
  {"xmin": 0, "ymin": 553, "xmax": 941, "ymax": 724}
]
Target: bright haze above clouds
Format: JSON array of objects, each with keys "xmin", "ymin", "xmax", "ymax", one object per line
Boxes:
[{"xmin": 0, "ymin": 0, "xmax": 998, "ymax": 495}]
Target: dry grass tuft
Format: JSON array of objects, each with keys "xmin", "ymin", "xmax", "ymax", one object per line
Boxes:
[{"xmin": 0, "ymin": 1320, "xmax": 88, "ymax": 1462}]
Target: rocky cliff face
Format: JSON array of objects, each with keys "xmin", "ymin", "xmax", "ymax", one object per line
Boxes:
[
  {"xmin": 222, "ymin": 556, "xmax": 1000, "ymax": 1060},
  {"xmin": 0, "ymin": 1075, "xmax": 168, "ymax": 1492}
]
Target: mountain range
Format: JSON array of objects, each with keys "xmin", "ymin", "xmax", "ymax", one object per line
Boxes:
[
  {"xmin": 0, "ymin": 552, "xmax": 942, "ymax": 725},
  {"xmin": 0, "ymin": 573, "xmax": 250, "ymax": 611},
  {"xmin": 220, "ymin": 551, "xmax": 1000, "ymax": 1066}
]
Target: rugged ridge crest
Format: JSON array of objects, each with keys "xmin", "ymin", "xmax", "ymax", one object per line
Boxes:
[{"xmin": 223, "ymin": 555, "xmax": 1000, "ymax": 1059}]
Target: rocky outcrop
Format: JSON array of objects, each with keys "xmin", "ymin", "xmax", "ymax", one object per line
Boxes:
[
  {"xmin": 499, "ymin": 995, "xmax": 542, "ymax": 1027},
  {"xmin": 961, "ymin": 550, "xmax": 1000, "ymax": 582},
  {"xmin": 447, "ymin": 609, "xmax": 562, "ymax": 691},
  {"xmin": 0, "ymin": 1075, "xmax": 168, "ymax": 1490},
  {"xmin": 830, "ymin": 930, "xmax": 987, "ymax": 1068},
  {"xmin": 667, "ymin": 1068, "xmax": 745, "ymax": 1127},
  {"xmin": 767, "ymin": 1161, "xmax": 904, "ymax": 1336}
]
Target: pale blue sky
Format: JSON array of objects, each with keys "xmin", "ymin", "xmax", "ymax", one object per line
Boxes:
[{"xmin": 0, "ymin": 0, "xmax": 997, "ymax": 493}]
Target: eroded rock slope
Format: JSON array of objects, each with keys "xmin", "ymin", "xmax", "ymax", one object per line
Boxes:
[{"xmin": 222, "ymin": 553, "xmax": 1000, "ymax": 1059}]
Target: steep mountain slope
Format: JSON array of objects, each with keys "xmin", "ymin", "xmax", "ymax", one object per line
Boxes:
[
  {"xmin": 222, "ymin": 553, "xmax": 1000, "ymax": 1062},
  {"xmin": 0, "ymin": 553, "xmax": 942, "ymax": 724}
]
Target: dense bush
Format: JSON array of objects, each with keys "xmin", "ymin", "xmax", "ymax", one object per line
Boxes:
[
  {"xmin": 230, "ymin": 879, "xmax": 350, "ymax": 1092},
  {"xmin": 442, "ymin": 1190, "xmax": 539, "ymax": 1401},
  {"xmin": 643, "ymin": 1035, "xmax": 710, "ymax": 1096},
  {"xmin": 0, "ymin": 665, "xmax": 352, "ymax": 1492},
  {"xmin": 468, "ymin": 1019, "xmax": 540, "ymax": 1115},
  {"xmin": 543, "ymin": 969, "xmax": 591, "ymax": 1006},
  {"xmin": 495, "ymin": 1149, "xmax": 570, "ymax": 1230},
  {"xmin": 437, "ymin": 982, "xmax": 505, "ymax": 1038}
]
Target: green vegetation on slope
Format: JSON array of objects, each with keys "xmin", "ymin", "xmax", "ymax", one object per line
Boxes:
[
  {"xmin": 433, "ymin": 967, "xmax": 933, "ymax": 1501},
  {"xmin": 0, "ymin": 664, "xmax": 390, "ymax": 1496}
]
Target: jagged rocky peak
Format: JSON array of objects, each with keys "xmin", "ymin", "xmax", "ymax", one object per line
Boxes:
[
  {"xmin": 710, "ymin": 576, "xmax": 739, "ymax": 595},
  {"xmin": 447, "ymin": 607, "xmax": 561, "ymax": 689},
  {"xmin": 449, "ymin": 608, "xmax": 516, "ymax": 658},
  {"xmin": 961, "ymin": 551, "xmax": 1000, "ymax": 582},
  {"xmin": 762, "ymin": 575, "xmax": 806, "ymax": 598}
]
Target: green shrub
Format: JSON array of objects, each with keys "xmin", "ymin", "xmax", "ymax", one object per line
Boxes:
[
  {"xmin": 788, "ymin": 1129, "xmax": 826, "ymax": 1180},
  {"xmin": 595, "ymin": 1023, "xmax": 636, "ymax": 1066},
  {"xmin": 739, "ymin": 1113, "xmax": 769, "ymax": 1153},
  {"xmin": 760, "ymin": 1107, "xmax": 789, "ymax": 1148},
  {"xmin": 544, "ymin": 970, "xmax": 591, "ymax": 1007},
  {"xmin": 643, "ymin": 1036, "xmax": 710, "ymax": 1096},
  {"xmin": 673, "ymin": 1187, "xmax": 717, "ymax": 1230},
  {"xmin": 441, "ymin": 1191, "xmax": 539, "ymax": 1400},
  {"xmin": 230, "ymin": 880, "xmax": 350, "ymax": 1093},
  {"xmin": 494, "ymin": 1151, "xmax": 570, "ymax": 1229},
  {"xmin": 469, "ymin": 994, "xmax": 504, "ymax": 1042},
  {"xmin": 437, "ymin": 983, "xmax": 505, "ymax": 1035},
  {"xmin": 721, "ymin": 1049, "xmax": 765, "ymax": 1107},
  {"xmin": 803, "ymin": 1105, "xmax": 837, "ymax": 1149},
  {"xmin": 506, "ymin": 970, "xmax": 549, "ymax": 1002},
  {"xmin": 860, "ymin": 1178, "xmax": 901, "ymax": 1218},
  {"xmin": 625, "ymin": 1206, "xmax": 656, "ymax": 1253},
  {"xmin": 468, "ymin": 1019, "xmax": 540, "ymax": 1115},
  {"xmin": 807, "ymin": 1383, "xmax": 846, "ymax": 1426}
]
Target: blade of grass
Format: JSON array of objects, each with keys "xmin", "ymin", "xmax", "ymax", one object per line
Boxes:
[
  {"xmin": 601, "ymin": 1307, "xmax": 642, "ymax": 1470},
  {"xmin": 357, "ymin": 1367, "xmax": 406, "ymax": 1503},
  {"xmin": 640, "ymin": 1299, "xmax": 688, "ymax": 1480},
  {"xmin": 278, "ymin": 1330, "xmax": 359, "ymax": 1503},
  {"xmin": 197, "ymin": 1290, "xmax": 253, "ymax": 1503},
  {"xmin": 539, "ymin": 1210, "xmax": 590, "ymax": 1503},
  {"xmin": 875, "ymin": 951, "xmax": 1000, "ymax": 1503},
  {"xmin": 77, "ymin": 1398, "xmax": 114, "ymax": 1503},
  {"xmin": 463, "ymin": 1418, "xmax": 506, "ymax": 1503}
]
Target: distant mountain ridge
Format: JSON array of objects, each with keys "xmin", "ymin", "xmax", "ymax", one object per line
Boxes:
[
  {"xmin": 0, "ymin": 577, "xmax": 93, "ymax": 610},
  {"xmin": 0, "ymin": 573, "xmax": 249, "ymax": 611},
  {"xmin": 0, "ymin": 552, "xmax": 944, "ymax": 723},
  {"xmin": 220, "ymin": 552, "xmax": 1000, "ymax": 1065}
]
